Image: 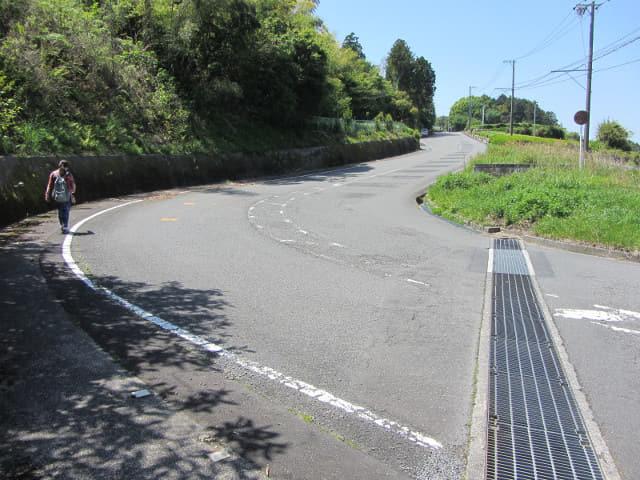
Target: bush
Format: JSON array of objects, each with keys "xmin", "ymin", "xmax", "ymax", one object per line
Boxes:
[
  {"xmin": 537, "ymin": 125, "xmax": 565, "ymax": 139},
  {"xmin": 597, "ymin": 120, "xmax": 631, "ymax": 151}
]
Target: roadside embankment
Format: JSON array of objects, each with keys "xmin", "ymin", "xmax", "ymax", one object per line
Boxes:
[{"xmin": 0, "ymin": 137, "xmax": 418, "ymax": 228}]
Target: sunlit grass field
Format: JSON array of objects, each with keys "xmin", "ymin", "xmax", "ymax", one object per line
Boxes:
[{"xmin": 426, "ymin": 138, "xmax": 640, "ymax": 253}]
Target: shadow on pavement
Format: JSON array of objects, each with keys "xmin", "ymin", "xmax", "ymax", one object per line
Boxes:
[{"xmin": 0, "ymin": 223, "xmax": 277, "ymax": 479}]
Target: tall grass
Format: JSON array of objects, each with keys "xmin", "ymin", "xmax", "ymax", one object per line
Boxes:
[{"xmin": 427, "ymin": 140, "xmax": 640, "ymax": 252}]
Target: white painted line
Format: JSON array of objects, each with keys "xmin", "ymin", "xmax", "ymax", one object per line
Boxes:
[
  {"xmin": 591, "ymin": 322, "xmax": 640, "ymax": 336},
  {"xmin": 521, "ymin": 248, "xmax": 536, "ymax": 276},
  {"xmin": 62, "ymin": 201, "xmax": 143, "ymax": 288},
  {"xmin": 593, "ymin": 305, "xmax": 640, "ymax": 320},
  {"xmin": 407, "ymin": 279, "xmax": 429, "ymax": 287},
  {"xmin": 487, "ymin": 247, "xmax": 494, "ymax": 273},
  {"xmin": 63, "ymin": 201, "xmax": 443, "ymax": 452},
  {"xmin": 555, "ymin": 307, "xmax": 640, "ymax": 323}
]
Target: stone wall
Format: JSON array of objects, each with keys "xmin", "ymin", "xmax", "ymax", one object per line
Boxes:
[{"xmin": 0, "ymin": 137, "xmax": 418, "ymax": 228}]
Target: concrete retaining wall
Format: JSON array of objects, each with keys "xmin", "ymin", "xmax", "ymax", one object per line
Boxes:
[{"xmin": 0, "ymin": 137, "xmax": 418, "ymax": 228}]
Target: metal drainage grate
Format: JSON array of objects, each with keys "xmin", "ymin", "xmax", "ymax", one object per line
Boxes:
[{"xmin": 486, "ymin": 238, "xmax": 604, "ymax": 480}]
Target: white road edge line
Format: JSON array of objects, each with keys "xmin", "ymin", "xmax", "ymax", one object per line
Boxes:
[{"xmin": 62, "ymin": 200, "xmax": 443, "ymax": 451}]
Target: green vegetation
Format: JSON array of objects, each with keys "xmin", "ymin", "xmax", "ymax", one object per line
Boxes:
[
  {"xmin": 0, "ymin": 0, "xmax": 435, "ymax": 156},
  {"xmin": 385, "ymin": 39, "xmax": 436, "ymax": 129},
  {"xmin": 288, "ymin": 408, "xmax": 360, "ymax": 450},
  {"xmin": 596, "ymin": 120, "xmax": 636, "ymax": 152},
  {"xmin": 447, "ymin": 95, "xmax": 560, "ymax": 134},
  {"xmin": 476, "ymin": 131, "xmax": 568, "ymax": 146},
  {"xmin": 426, "ymin": 137, "xmax": 640, "ymax": 252}
]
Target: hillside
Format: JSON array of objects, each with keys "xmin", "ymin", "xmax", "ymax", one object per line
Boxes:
[{"xmin": 0, "ymin": 0, "xmax": 433, "ymax": 156}]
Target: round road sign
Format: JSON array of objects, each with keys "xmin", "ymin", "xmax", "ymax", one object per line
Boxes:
[{"xmin": 574, "ymin": 110, "xmax": 589, "ymax": 125}]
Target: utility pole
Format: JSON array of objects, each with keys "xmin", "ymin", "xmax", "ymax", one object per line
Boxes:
[
  {"xmin": 575, "ymin": 1, "xmax": 602, "ymax": 151},
  {"xmin": 467, "ymin": 86, "xmax": 475, "ymax": 131},
  {"xmin": 533, "ymin": 101, "xmax": 537, "ymax": 136},
  {"xmin": 504, "ymin": 60, "xmax": 515, "ymax": 135}
]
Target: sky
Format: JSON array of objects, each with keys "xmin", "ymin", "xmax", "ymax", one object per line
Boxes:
[{"xmin": 315, "ymin": 0, "xmax": 640, "ymax": 142}]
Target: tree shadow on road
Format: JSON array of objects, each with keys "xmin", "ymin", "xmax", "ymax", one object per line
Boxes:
[
  {"xmin": 264, "ymin": 163, "xmax": 374, "ymax": 185},
  {"xmin": 0, "ymin": 229, "xmax": 286, "ymax": 479},
  {"xmin": 207, "ymin": 417, "xmax": 288, "ymax": 462}
]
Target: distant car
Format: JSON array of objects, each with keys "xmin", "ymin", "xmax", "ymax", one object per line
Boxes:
[{"xmin": 420, "ymin": 128, "xmax": 429, "ymax": 137}]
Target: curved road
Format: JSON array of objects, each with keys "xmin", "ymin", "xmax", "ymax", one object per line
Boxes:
[
  {"xmin": 65, "ymin": 133, "xmax": 487, "ymax": 479},
  {"xmin": 56, "ymin": 133, "xmax": 639, "ymax": 480}
]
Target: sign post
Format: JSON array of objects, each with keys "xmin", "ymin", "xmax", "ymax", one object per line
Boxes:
[{"xmin": 574, "ymin": 110, "xmax": 589, "ymax": 170}]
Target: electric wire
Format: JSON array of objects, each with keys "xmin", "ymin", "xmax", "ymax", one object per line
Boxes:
[
  {"xmin": 516, "ymin": 12, "xmax": 581, "ymax": 61},
  {"xmin": 594, "ymin": 57, "xmax": 640, "ymax": 73},
  {"xmin": 514, "ymin": 26, "xmax": 640, "ymax": 91}
]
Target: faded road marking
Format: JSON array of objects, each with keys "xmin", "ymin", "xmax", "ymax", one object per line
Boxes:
[
  {"xmin": 63, "ymin": 200, "xmax": 443, "ymax": 452},
  {"xmin": 555, "ymin": 305, "xmax": 640, "ymax": 337}
]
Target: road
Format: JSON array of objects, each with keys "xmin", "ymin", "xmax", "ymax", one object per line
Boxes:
[
  {"xmin": 47, "ymin": 132, "xmax": 639, "ymax": 479},
  {"xmin": 59, "ymin": 133, "xmax": 486, "ymax": 479},
  {"xmin": 526, "ymin": 243, "xmax": 640, "ymax": 480}
]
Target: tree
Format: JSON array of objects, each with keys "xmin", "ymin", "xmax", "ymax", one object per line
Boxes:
[
  {"xmin": 384, "ymin": 39, "xmax": 436, "ymax": 129},
  {"xmin": 385, "ymin": 39, "xmax": 413, "ymax": 92},
  {"xmin": 597, "ymin": 120, "xmax": 631, "ymax": 151},
  {"xmin": 448, "ymin": 94, "xmax": 560, "ymax": 132},
  {"xmin": 409, "ymin": 56, "xmax": 436, "ymax": 128},
  {"xmin": 0, "ymin": 0, "xmax": 422, "ymax": 154},
  {"xmin": 342, "ymin": 32, "xmax": 365, "ymax": 59}
]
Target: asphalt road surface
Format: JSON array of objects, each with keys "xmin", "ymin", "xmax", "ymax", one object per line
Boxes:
[
  {"xmin": 526, "ymin": 243, "xmax": 640, "ymax": 480},
  {"xmin": 62, "ymin": 133, "xmax": 488, "ymax": 479},
  {"xmin": 52, "ymin": 132, "xmax": 640, "ymax": 480}
]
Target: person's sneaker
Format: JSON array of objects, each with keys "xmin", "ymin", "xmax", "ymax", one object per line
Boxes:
[{"xmin": 61, "ymin": 227, "xmax": 68, "ymax": 234}]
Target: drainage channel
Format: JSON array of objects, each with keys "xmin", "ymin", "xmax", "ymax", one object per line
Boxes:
[{"xmin": 486, "ymin": 238, "xmax": 604, "ymax": 480}]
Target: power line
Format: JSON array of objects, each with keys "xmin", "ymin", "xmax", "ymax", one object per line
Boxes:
[
  {"xmin": 594, "ymin": 57, "xmax": 640, "ymax": 73},
  {"xmin": 513, "ymin": 26, "xmax": 640, "ymax": 90},
  {"xmin": 516, "ymin": 12, "xmax": 582, "ymax": 61},
  {"xmin": 479, "ymin": 63, "xmax": 508, "ymax": 93},
  {"xmin": 593, "ymin": 30, "xmax": 640, "ymax": 61},
  {"xmin": 478, "ymin": 9, "xmax": 581, "ymax": 92}
]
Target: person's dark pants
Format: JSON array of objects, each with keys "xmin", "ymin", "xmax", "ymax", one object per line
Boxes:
[{"xmin": 56, "ymin": 200, "xmax": 71, "ymax": 230}]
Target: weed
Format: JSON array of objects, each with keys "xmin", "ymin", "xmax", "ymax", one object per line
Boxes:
[{"xmin": 426, "ymin": 138, "xmax": 640, "ymax": 251}]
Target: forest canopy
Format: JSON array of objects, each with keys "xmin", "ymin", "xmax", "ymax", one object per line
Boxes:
[
  {"xmin": 448, "ymin": 94, "xmax": 561, "ymax": 137},
  {"xmin": 0, "ymin": 0, "xmax": 436, "ymax": 155}
]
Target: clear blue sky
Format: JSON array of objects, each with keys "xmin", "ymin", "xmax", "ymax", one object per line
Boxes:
[{"xmin": 315, "ymin": 0, "xmax": 640, "ymax": 142}]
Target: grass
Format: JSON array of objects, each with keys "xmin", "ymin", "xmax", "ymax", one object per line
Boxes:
[
  {"xmin": 426, "ymin": 137, "xmax": 640, "ymax": 253},
  {"xmin": 3, "ymin": 114, "xmax": 418, "ymax": 156},
  {"xmin": 478, "ymin": 131, "xmax": 568, "ymax": 146},
  {"xmin": 288, "ymin": 409, "xmax": 360, "ymax": 450}
]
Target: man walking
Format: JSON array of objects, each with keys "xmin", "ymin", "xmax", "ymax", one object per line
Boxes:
[{"xmin": 45, "ymin": 160, "xmax": 76, "ymax": 234}]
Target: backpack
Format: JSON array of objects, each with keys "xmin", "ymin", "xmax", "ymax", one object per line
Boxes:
[{"xmin": 52, "ymin": 172, "xmax": 71, "ymax": 203}]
